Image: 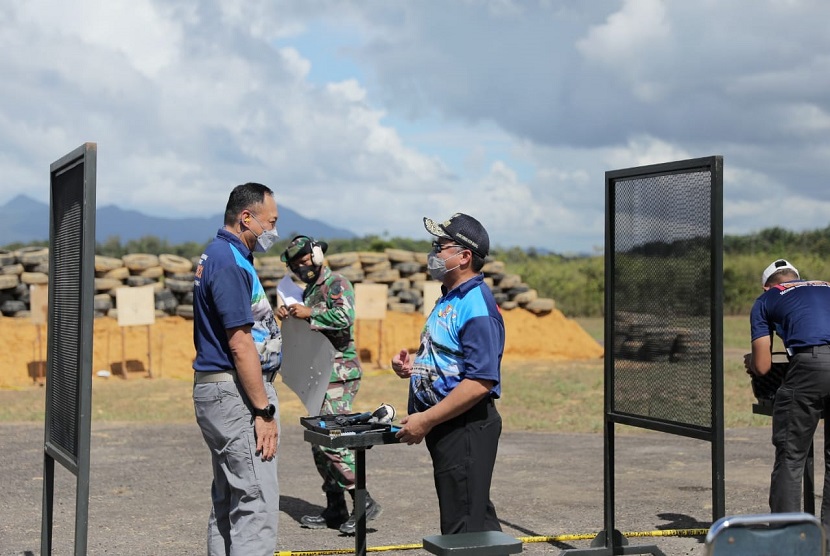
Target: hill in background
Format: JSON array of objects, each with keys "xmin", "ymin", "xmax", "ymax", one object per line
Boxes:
[{"xmin": 0, "ymin": 195, "xmax": 355, "ymax": 245}]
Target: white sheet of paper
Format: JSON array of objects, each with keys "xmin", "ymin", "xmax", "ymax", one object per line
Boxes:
[
  {"xmin": 277, "ymin": 274, "xmax": 305, "ymax": 306},
  {"xmin": 279, "ymin": 317, "xmax": 334, "ymax": 415}
]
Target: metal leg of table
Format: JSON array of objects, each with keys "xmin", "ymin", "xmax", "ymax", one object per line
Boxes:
[{"xmin": 355, "ymin": 448, "xmax": 367, "ymax": 556}]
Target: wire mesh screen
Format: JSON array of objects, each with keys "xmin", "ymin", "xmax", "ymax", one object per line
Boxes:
[
  {"xmin": 47, "ymin": 160, "xmax": 86, "ymax": 459},
  {"xmin": 610, "ymin": 165, "xmax": 716, "ymax": 430},
  {"xmin": 41, "ymin": 143, "xmax": 96, "ymax": 556}
]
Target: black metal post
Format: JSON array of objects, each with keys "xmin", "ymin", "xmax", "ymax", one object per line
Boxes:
[{"xmin": 355, "ymin": 448, "xmax": 367, "ymax": 556}]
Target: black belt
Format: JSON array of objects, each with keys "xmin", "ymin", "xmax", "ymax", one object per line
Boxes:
[{"xmin": 792, "ymin": 345, "xmax": 830, "ymax": 355}]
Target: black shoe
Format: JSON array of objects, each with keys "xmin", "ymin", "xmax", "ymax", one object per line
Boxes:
[
  {"xmin": 339, "ymin": 492, "xmax": 383, "ymax": 535},
  {"xmin": 299, "ymin": 513, "xmax": 330, "ymax": 529},
  {"xmin": 301, "ymin": 491, "xmax": 349, "ymax": 530}
]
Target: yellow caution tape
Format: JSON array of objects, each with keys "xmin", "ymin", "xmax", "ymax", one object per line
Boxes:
[
  {"xmin": 519, "ymin": 528, "xmax": 711, "ymax": 543},
  {"xmin": 277, "ymin": 545, "xmax": 422, "ymax": 555},
  {"xmin": 275, "ymin": 527, "xmax": 711, "ymax": 555}
]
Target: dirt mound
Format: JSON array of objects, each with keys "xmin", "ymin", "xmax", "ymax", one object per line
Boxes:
[{"xmin": 0, "ymin": 308, "xmax": 602, "ymax": 389}]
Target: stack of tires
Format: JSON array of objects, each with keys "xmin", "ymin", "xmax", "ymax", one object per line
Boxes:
[
  {"xmin": 1, "ymin": 247, "xmax": 557, "ymax": 319},
  {"xmin": 613, "ymin": 312, "xmax": 708, "ymax": 362},
  {"xmin": 324, "ymin": 249, "xmax": 556, "ymax": 315},
  {"xmin": 93, "ymin": 253, "xmax": 195, "ymax": 319},
  {"xmin": 0, "ymin": 247, "xmax": 49, "ymax": 317},
  {"xmin": 95, "ymin": 254, "xmax": 155, "ymax": 317},
  {"xmin": 159, "ymin": 254, "xmax": 196, "ymax": 319},
  {"xmin": 481, "ymin": 260, "xmax": 556, "ymax": 315}
]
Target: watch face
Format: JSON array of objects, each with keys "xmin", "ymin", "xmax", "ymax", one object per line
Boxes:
[{"xmin": 265, "ymin": 404, "xmax": 276, "ymax": 417}]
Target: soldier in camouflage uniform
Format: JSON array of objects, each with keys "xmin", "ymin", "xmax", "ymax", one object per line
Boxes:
[{"xmin": 277, "ymin": 236, "xmax": 382, "ymax": 535}]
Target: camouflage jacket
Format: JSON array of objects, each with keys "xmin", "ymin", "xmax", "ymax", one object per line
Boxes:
[{"xmin": 303, "ymin": 266, "xmax": 361, "ymax": 381}]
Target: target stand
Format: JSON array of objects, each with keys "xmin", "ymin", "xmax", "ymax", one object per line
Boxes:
[{"xmin": 301, "ymin": 415, "xmax": 401, "ymax": 556}]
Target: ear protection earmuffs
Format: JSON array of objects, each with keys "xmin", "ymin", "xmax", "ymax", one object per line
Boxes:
[
  {"xmin": 291, "ymin": 235, "xmax": 324, "ymax": 266},
  {"xmin": 310, "ymin": 240, "xmax": 324, "ymax": 266}
]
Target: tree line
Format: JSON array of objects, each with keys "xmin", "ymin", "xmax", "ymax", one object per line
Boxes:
[
  {"xmin": 3, "ymin": 225, "xmax": 829, "ymax": 317},
  {"xmin": 500, "ymin": 226, "xmax": 830, "ymax": 317}
]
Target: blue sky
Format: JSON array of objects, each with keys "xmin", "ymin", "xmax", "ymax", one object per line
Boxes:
[
  {"xmin": 277, "ymin": 20, "xmax": 366, "ymax": 86},
  {"xmin": 1, "ymin": 1, "xmax": 829, "ymax": 254}
]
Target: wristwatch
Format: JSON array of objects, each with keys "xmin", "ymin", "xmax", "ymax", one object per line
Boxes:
[{"xmin": 253, "ymin": 403, "xmax": 276, "ymax": 419}]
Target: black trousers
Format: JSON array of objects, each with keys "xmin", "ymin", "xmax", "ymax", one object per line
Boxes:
[
  {"xmin": 770, "ymin": 345, "xmax": 830, "ymax": 536},
  {"xmin": 425, "ymin": 397, "xmax": 502, "ymax": 534}
]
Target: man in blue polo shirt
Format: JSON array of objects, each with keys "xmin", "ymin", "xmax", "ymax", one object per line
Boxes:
[
  {"xmin": 192, "ymin": 182, "xmax": 282, "ymax": 555},
  {"xmin": 391, "ymin": 212, "xmax": 505, "ymax": 535},
  {"xmin": 746, "ymin": 258, "xmax": 830, "ymax": 538}
]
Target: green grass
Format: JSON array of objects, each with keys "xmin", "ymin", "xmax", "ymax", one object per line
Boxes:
[
  {"xmin": 0, "ymin": 316, "xmax": 769, "ymax": 432},
  {"xmin": 0, "ymin": 377, "xmax": 198, "ymax": 423},
  {"xmin": 574, "ymin": 317, "xmax": 604, "ymax": 344}
]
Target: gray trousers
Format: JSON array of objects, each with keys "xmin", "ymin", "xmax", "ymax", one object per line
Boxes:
[
  {"xmin": 194, "ymin": 379, "xmax": 279, "ymax": 556},
  {"xmin": 770, "ymin": 346, "xmax": 830, "ymax": 536}
]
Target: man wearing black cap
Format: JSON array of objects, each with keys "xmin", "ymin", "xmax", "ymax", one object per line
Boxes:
[
  {"xmin": 391, "ymin": 213, "xmax": 505, "ymax": 535},
  {"xmin": 277, "ymin": 236, "xmax": 381, "ymax": 535},
  {"xmin": 746, "ymin": 258, "xmax": 830, "ymax": 536}
]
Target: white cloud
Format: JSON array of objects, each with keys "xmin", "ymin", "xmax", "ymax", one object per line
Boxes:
[
  {"xmin": 14, "ymin": 0, "xmax": 183, "ymax": 79},
  {"xmin": 605, "ymin": 135, "xmax": 692, "ymax": 170},
  {"xmin": 577, "ymin": 0, "xmax": 673, "ymax": 102},
  {"xmin": 781, "ymin": 103, "xmax": 830, "ymax": 135}
]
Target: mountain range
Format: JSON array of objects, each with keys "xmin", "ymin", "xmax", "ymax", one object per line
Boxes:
[{"xmin": 0, "ymin": 195, "xmax": 355, "ymax": 246}]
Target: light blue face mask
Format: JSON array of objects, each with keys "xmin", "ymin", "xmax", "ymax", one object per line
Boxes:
[
  {"xmin": 250, "ymin": 214, "xmax": 279, "ymax": 252},
  {"xmin": 427, "ymin": 249, "xmax": 462, "ymax": 281}
]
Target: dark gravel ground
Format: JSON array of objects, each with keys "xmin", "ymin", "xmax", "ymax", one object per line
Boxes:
[{"xmin": 0, "ymin": 420, "xmax": 814, "ymax": 556}]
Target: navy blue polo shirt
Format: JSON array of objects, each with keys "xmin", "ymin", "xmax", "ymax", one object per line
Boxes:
[
  {"xmin": 750, "ymin": 279, "xmax": 830, "ymax": 349},
  {"xmin": 192, "ymin": 229, "xmax": 281, "ymax": 373}
]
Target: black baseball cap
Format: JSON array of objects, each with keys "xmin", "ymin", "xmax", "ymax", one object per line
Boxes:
[{"xmin": 423, "ymin": 213, "xmax": 489, "ymax": 258}]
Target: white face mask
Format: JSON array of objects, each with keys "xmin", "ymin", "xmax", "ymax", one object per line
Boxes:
[
  {"xmin": 427, "ymin": 250, "xmax": 462, "ymax": 281},
  {"xmin": 255, "ymin": 228, "xmax": 279, "ymax": 252},
  {"xmin": 249, "ymin": 214, "xmax": 279, "ymax": 252}
]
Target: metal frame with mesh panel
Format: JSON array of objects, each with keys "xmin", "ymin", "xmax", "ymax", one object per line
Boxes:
[
  {"xmin": 41, "ymin": 142, "xmax": 97, "ymax": 555},
  {"xmin": 562, "ymin": 156, "xmax": 724, "ymax": 556}
]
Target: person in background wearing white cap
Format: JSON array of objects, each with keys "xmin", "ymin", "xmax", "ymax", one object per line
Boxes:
[
  {"xmin": 391, "ymin": 213, "xmax": 505, "ymax": 535},
  {"xmin": 745, "ymin": 258, "xmax": 830, "ymax": 537}
]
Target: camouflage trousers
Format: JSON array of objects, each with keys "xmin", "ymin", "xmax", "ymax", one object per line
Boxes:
[{"xmin": 314, "ymin": 377, "xmax": 360, "ymax": 492}]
